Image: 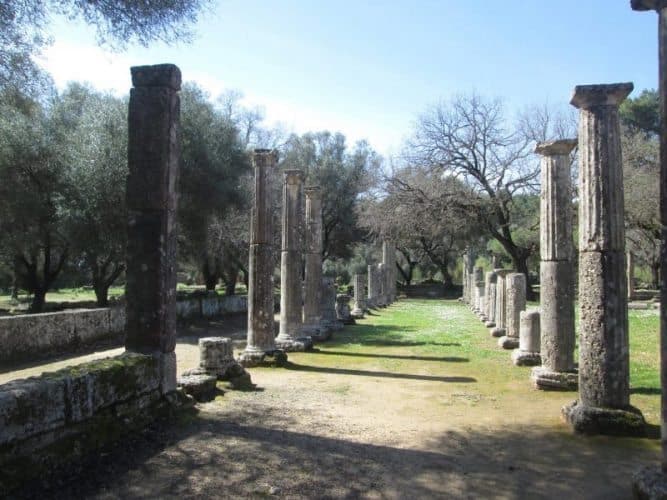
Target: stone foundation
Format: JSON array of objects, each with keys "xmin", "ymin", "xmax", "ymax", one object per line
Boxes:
[
  {"xmin": 531, "ymin": 366, "xmax": 578, "ymax": 391},
  {"xmin": 511, "ymin": 350, "xmax": 541, "ymax": 366},
  {"xmin": 561, "ymin": 400, "xmax": 646, "ymax": 437},
  {"xmin": 498, "ymin": 336, "xmax": 519, "ymax": 349}
]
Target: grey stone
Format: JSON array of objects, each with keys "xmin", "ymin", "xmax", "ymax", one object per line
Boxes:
[
  {"xmin": 498, "ymin": 273, "xmax": 525, "ymax": 349},
  {"xmin": 367, "ymin": 265, "xmax": 379, "ymax": 309},
  {"xmin": 177, "ymin": 372, "xmax": 217, "ymax": 402},
  {"xmin": 336, "ymin": 294, "xmax": 355, "ymax": 325},
  {"xmin": 632, "ymin": 466, "xmax": 667, "ymax": 499},
  {"xmin": 531, "ymin": 366, "xmax": 578, "ymax": 391},
  {"xmin": 351, "ymin": 274, "xmax": 366, "ymax": 318},
  {"xmin": 317, "ymin": 277, "xmax": 342, "ymax": 337},
  {"xmin": 562, "ymin": 400, "xmax": 646, "ymax": 437},
  {"xmin": 511, "ymin": 309, "xmax": 541, "ymax": 366},
  {"xmin": 302, "ymin": 186, "xmax": 323, "ymax": 336},
  {"xmin": 490, "ymin": 270, "xmax": 511, "ymax": 337}
]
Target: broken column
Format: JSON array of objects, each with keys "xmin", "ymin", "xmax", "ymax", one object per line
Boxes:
[
  {"xmin": 124, "ymin": 64, "xmax": 182, "ymax": 395},
  {"xmin": 484, "ymin": 271, "xmax": 497, "ymax": 327},
  {"xmin": 531, "ymin": 139, "xmax": 578, "ymax": 390},
  {"xmin": 336, "ymin": 294, "xmax": 354, "ymax": 324},
  {"xmin": 276, "ymin": 170, "xmax": 311, "ymax": 351},
  {"xmin": 320, "ymin": 276, "xmax": 341, "ymax": 334},
  {"xmin": 302, "ymin": 186, "xmax": 323, "ymax": 337},
  {"xmin": 562, "ymin": 82, "xmax": 646, "ymax": 436},
  {"xmin": 512, "ymin": 309, "xmax": 541, "ymax": 366},
  {"xmin": 351, "ymin": 273, "xmax": 366, "ymax": 318},
  {"xmin": 498, "ymin": 273, "xmax": 525, "ymax": 349},
  {"xmin": 490, "ymin": 270, "xmax": 510, "ymax": 337},
  {"xmin": 239, "ymin": 150, "xmax": 282, "ymax": 366},
  {"xmin": 631, "ymin": 1, "xmax": 667, "ymax": 494}
]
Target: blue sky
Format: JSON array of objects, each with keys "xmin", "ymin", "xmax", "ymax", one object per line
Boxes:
[{"xmin": 40, "ymin": 0, "xmax": 658, "ymax": 156}]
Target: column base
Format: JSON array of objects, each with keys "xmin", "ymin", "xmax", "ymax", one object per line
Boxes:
[
  {"xmin": 484, "ymin": 320, "xmax": 496, "ymax": 328},
  {"xmin": 351, "ymin": 307, "xmax": 365, "ymax": 319},
  {"xmin": 479, "ymin": 314, "xmax": 488, "ymax": 322},
  {"xmin": 238, "ymin": 348, "xmax": 288, "ymax": 368},
  {"xmin": 511, "ymin": 349, "xmax": 541, "ymax": 366},
  {"xmin": 632, "ymin": 465, "xmax": 667, "ymax": 500},
  {"xmin": 490, "ymin": 327, "xmax": 506, "ymax": 338},
  {"xmin": 498, "ymin": 336, "xmax": 519, "ymax": 349},
  {"xmin": 531, "ymin": 367, "xmax": 578, "ymax": 391},
  {"xmin": 275, "ymin": 336, "xmax": 314, "ymax": 352},
  {"xmin": 561, "ymin": 400, "xmax": 647, "ymax": 437}
]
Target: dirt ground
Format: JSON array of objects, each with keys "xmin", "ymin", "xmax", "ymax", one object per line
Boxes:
[{"xmin": 6, "ymin": 301, "xmax": 662, "ymax": 499}]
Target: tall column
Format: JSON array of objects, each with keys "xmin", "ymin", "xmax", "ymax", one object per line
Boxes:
[
  {"xmin": 631, "ymin": 3, "xmax": 667, "ymax": 494},
  {"xmin": 124, "ymin": 64, "xmax": 181, "ymax": 395},
  {"xmin": 627, "ymin": 251, "xmax": 636, "ymax": 301},
  {"xmin": 367, "ymin": 264, "xmax": 378, "ymax": 308},
  {"xmin": 276, "ymin": 170, "xmax": 311, "ymax": 351},
  {"xmin": 562, "ymin": 82, "xmax": 646, "ymax": 436},
  {"xmin": 461, "ymin": 250, "xmax": 469, "ymax": 302},
  {"xmin": 498, "ymin": 273, "xmax": 525, "ymax": 349},
  {"xmin": 377, "ymin": 263, "xmax": 387, "ymax": 307},
  {"xmin": 351, "ymin": 274, "xmax": 366, "ymax": 318},
  {"xmin": 383, "ymin": 240, "xmax": 397, "ymax": 303},
  {"xmin": 240, "ymin": 150, "xmax": 282, "ymax": 366},
  {"xmin": 484, "ymin": 271, "xmax": 497, "ymax": 328},
  {"xmin": 531, "ymin": 139, "xmax": 579, "ymax": 391},
  {"xmin": 302, "ymin": 186, "xmax": 323, "ymax": 337},
  {"xmin": 490, "ymin": 270, "xmax": 510, "ymax": 337}
]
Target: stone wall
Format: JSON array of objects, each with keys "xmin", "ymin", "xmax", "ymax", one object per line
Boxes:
[
  {"xmin": 0, "ymin": 294, "xmax": 250, "ymax": 365},
  {"xmin": 0, "ymin": 352, "xmax": 170, "ymax": 493}
]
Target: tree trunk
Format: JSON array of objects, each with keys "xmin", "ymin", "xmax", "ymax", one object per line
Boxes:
[
  {"xmin": 30, "ymin": 287, "xmax": 46, "ymax": 313},
  {"xmin": 224, "ymin": 280, "xmax": 236, "ymax": 295},
  {"xmin": 94, "ymin": 284, "xmax": 110, "ymax": 307},
  {"xmin": 652, "ymin": 261, "xmax": 661, "ymax": 290},
  {"xmin": 201, "ymin": 260, "xmax": 218, "ymax": 291},
  {"xmin": 441, "ymin": 265, "xmax": 453, "ymax": 289}
]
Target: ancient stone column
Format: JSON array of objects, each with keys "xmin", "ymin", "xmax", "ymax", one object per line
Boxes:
[
  {"xmin": 631, "ymin": 4, "xmax": 667, "ymax": 494},
  {"xmin": 490, "ymin": 270, "xmax": 510, "ymax": 337},
  {"xmin": 336, "ymin": 294, "xmax": 354, "ymax": 324},
  {"xmin": 351, "ymin": 273, "xmax": 366, "ymax": 318},
  {"xmin": 276, "ymin": 170, "xmax": 311, "ymax": 351},
  {"xmin": 124, "ymin": 64, "xmax": 181, "ymax": 395},
  {"xmin": 512, "ymin": 309, "xmax": 541, "ymax": 366},
  {"xmin": 320, "ymin": 276, "xmax": 341, "ymax": 335},
  {"xmin": 377, "ymin": 263, "xmax": 387, "ymax": 307},
  {"xmin": 498, "ymin": 273, "xmax": 525, "ymax": 349},
  {"xmin": 239, "ymin": 150, "xmax": 281, "ymax": 366},
  {"xmin": 367, "ymin": 264, "xmax": 378, "ymax": 308},
  {"xmin": 530, "ymin": 139, "xmax": 579, "ymax": 391},
  {"xmin": 562, "ymin": 82, "xmax": 646, "ymax": 436},
  {"xmin": 472, "ymin": 267, "xmax": 484, "ymax": 314},
  {"xmin": 627, "ymin": 251, "xmax": 636, "ymax": 301},
  {"xmin": 483, "ymin": 271, "xmax": 497, "ymax": 327},
  {"xmin": 382, "ymin": 240, "xmax": 397, "ymax": 303},
  {"xmin": 302, "ymin": 186, "xmax": 323, "ymax": 337}
]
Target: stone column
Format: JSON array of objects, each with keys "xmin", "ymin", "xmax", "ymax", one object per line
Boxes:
[
  {"xmin": 367, "ymin": 264, "xmax": 378, "ymax": 308},
  {"xmin": 531, "ymin": 139, "xmax": 579, "ymax": 391},
  {"xmin": 302, "ymin": 186, "xmax": 323, "ymax": 337},
  {"xmin": 490, "ymin": 270, "xmax": 510, "ymax": 337},
  {"xmin": 377, "ymin": 263, "xmax": 387, "ymax": 307},
  {"xmin": 472, "ymin": 267, "xmax": 484, "ymax": 313},
  {"xmin": 351, "ymin": 274, "xmax": 366, "ymax": 318},
  {"xmin": 276, "ymin": 170, "xmax": 311, "ymax": 351},
  {"xmin": 124, "ymin": 64, "xmax": 181, "ymax": 395},
  {"xmin": 383, "ymin": 240, "xmax": 397, "ymax": 304},
  {"xmin": 483, "ymin": 271, "xmax": 497, "ymax": 326},
  {"xmin": 512, "ymin": 309, "xmax": 541, "ymax": 366},
  {"xmin": 627, "ymin": 251, "xmax": 636, "ymax": 301},
  {"xmin": 562, "ymin": 82, "xmax": 646, "ymax": 436},
  {"xmin": 239, "ymin": 150, "xmax": 282, "ymax": 366},
  {"xmin": 498, "ymin": 273, "xmax": 525, "ymax": 349},
  {"xmin": 319, "ymin": 276, "xmax": 341, "ymax": 335},
  {"xmin": 631, "ymin": 4, "xmax": 667, "ymax": 495}
]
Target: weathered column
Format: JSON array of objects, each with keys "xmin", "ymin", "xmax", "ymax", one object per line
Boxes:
[
  {"xmin": 319, "ymin": 276, "xmax": 341, "ymax": 335},
  {"xmin": 382, "ymin": 240, "xmax": 397, "ymax": 304},
  {"xmin": 124, "ymin": 64, "xmax": 181, "ymax": 395},
  {"xmin": 512, "ymin": 309, "xmax": 541, "ymax": 366},
  {"xmin": 498, "ymin": 273, "xmax": 525, "ymax": 349},
  {"xmin": 472, "ymin": 267, "xmax": 484, "ymax": 313},
  {"xmin": 377, "ymin": 263, "xmax": 387, "ymax": 307},
  {"xmin": 460, "ymin": 250, "xmax": 469, "ymax": 303},
  {"xmin": 531, "ymin": 139, "xmax": 579, "ymax": 391},
  {"xmin": 483, "ymin": 271, "xmax": 497, "ymax": 326},
  {"xmin": 239, "ymin": 150, "xmax": 282, "ymax": 366},
  {"xmin": 631, "ymin": 3, "xmax": 667, "ymax": 494},
  {"xmin": 491, "ymin": 270, "xmax": 510, "ymax": 337},
  {"xmin": 276, "ymin": 170, "xmax": 311, "ymax": 351},
  {"xmin": 351, "ymin": 274, "xmax": 366, "ymax": 318},
  {"xmin": 302, "ymin": 186, "xmax": 323, "ymax": 337},
  {"xmin": 336, "ymin": 293, "xmax": 354, "ymax": 324},
  {"xmin": 562, "ymin": 82, "xmax": 646, "ymax": 436},
  {"xmin": 627, "ymin": 251, "xmax": 636, "ymax": 301},
  {"xmin": 367, "ymin": 264, "xmax": 378, "ymax": 308}
]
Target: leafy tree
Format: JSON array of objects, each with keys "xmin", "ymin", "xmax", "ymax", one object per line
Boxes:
[{"xmin": 620, "ymin": 89, "xmax": 659, "ymax": 137}]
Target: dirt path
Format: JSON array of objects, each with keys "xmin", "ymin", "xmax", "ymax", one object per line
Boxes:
[{"xmin": 13, "ymin": 300, "xmax": 663, "ymax": 499}]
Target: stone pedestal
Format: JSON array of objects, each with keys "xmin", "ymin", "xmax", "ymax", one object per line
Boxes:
[
  {"xmin": 351, "ymin": 274, "xmax": 366, "ymax": 318},
  {"xmin": 336, "ymin": 294, "xmax": 355, "ymax": 325},
  {"xmin": 490, "ymin": 270, "xmax": 510, "ymax": 337},
  {"xmin": 498, "ymin": 273, "xmax": 525, "ymax": 349},
  {"xmin": 276, "ymin": 170, "xmax": 312, "ymax": 352},
  {"xmin": 239, "ymin": 150, "xmax": 286, "ymax": 367},
  {"xmin": 302, "ymin": 186, "xmax": 323, "ymax": 336},
  {"xmin": 512, "ymin": 309, "xmax": 541, "ymax": 366},
  {"xmin": 562, "ymin": 82, "xmax": 646, "ymax": 436},
  {"xmin": 531, "ymin": 139, "xmax": 579, "ymax": 391},
  {"xmin": 124, "ymin": 64, "xmax": 181, "ymax": 395}
]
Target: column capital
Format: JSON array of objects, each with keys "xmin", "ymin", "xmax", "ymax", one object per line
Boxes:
[
  {"xmin": 284, "ymin": 169, "xmax": 304, "ymax": 184},
  {"xmin": 253, "ymin": 149, "xmax": 278, "ymax": 168},
  {"xmin": 304, "ymin": 185, "xmax": 321, "ymax": 197},
  {"xmin": 631, "ymin": 0, "xmax": 667, "ymax": 11},
  {"xmin": 131, "ymin": 64, "xmax": 181, "ymax": 90},
  {"xmin": 570, "ymin": 83, "xmax": 634, "ymax": 109},
  {"xmin": 535, "ymin": 138, "xmax": 577, "ymax": 156}
]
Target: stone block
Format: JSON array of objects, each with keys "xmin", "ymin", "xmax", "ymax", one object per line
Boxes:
[
  {"xmin": 73, "ymin": 308, "xmax": 111, "ymax": 344},
  {"xmin": 109, "ymin": 306, "xmax": 127, "ymax": 334}
]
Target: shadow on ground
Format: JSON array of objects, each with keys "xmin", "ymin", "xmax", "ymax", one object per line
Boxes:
[
  {"xmin": 34, "ymin": 406, "xmax": 659, "ymax": 500},
  {"xmin": 311, "ymin": 349, "xmax": 469, "ymax": 363},
  {"xmin": 283, "ymin": 362, "xmax": 476, "ymax": 383}
]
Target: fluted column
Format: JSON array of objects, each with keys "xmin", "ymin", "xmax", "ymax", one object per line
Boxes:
[
  {"xmin": 382, "ymin": 240, "xmax": 397, "ymax": 303},
  {"xmin": 562, "ymin": 82, "xmax": 646, "ymax": 436},
  {"xmin": 276, "ymin": 170, "xmax": 311, "ymax": 351},
  {"xmin": 351, "ymin": 274, "xmax": 366, "ymax": 318},
  {"xmin": 240, "ymin": 150, "xmax": 282, "ymax": 365},
  {"xmin": 531, "ymin": 139, "xmax": 578, "ymax": 391},
  {"xmin": 483, "ymin": 271, "xmax": 497, "ymax": 327},
  {"xmin": 498, "ymin": 273, "xmax": 525, "ymax": 349},
  {"xmin": 490, "ymin": 270, "xmax": 510, "ymax": 337},
  {"xmin": 302, "ymin": 186, "xmax": 323, "ymax": 337}
]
